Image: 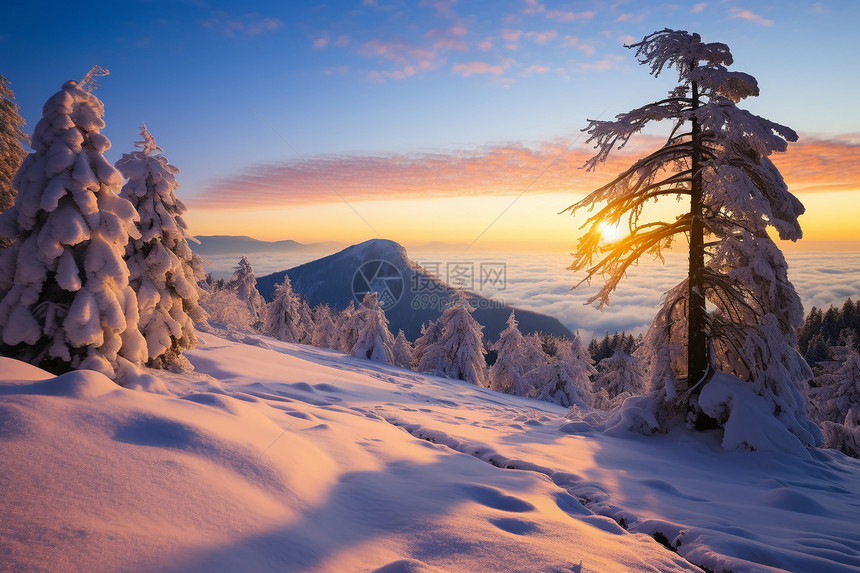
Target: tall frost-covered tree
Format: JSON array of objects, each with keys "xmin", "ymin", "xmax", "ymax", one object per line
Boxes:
[
  {"xmin": 564, "ymin": 29, "xmax": 819, "ymax": 445},
  {"xmin": 263, "ymin": 275, "xmax": 305, "ymax": 343},
  {"xmin": 349, "ymin": 292, "xmax": 395, "ymax": 363},
  {"xmin": 418, "ymin": 290, "xmax": 487, "ymax": 386},
  {"xmin": 228, "ymin": 256, "xmax": 265, "ymax": 330},
  {"xmin": 116, "ymin": 124, "xmax": 205, "ymax": 370},
  {"xmin": 0, "ymin": 78, "xmax": 146, "ymax": 379},
  {"xmin": 0, "ymin": 74, "xmax": 29, "ymax": 244}
]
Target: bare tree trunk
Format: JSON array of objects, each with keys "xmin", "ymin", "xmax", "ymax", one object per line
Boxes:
[{"xmin": 687, "ymin": 77, "xmax": 709, "ymax": 392}]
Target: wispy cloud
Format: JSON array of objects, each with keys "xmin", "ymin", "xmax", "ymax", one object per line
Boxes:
[
  {"xmin": 191, "ymin": 136, "xmax": 860, "ymax": 209},
  {"xmin": 428, "ymin": 25, "xmax": 469, "ymax": 51},
  {"xmin": 501, "ymin": 28, "xmax": 523, "ymax": 50},
  {"xmin": 616, "ymin": 13, "xmax": 644, "ymax": 23},
  {"xmin": 730, "ymin": 8, "xmax": 774, "ymax": 26},
  {"xmin": 692, "ymin": 3, "xmax": 707, "ymax": 13},
  {"xmin": 360, "ymin": 40, "xmax": 439, "ymax": 81},
  {"xmin": 522, "ymin": 0, "xmax": 596, "ymax": 23},
  {"xmin": 419, "ymin": 0, "xmax": 459, "ymax": 19},
  {"xmin": 773, "ymin": 137, "xmax": 860, "ymax": 193},
  {"xmin": 201, "ymin": 13, "xmax": 284, "ymax": 37},
  {"xmin": 453, "ymin": 60, "xmax": 510, "ymax": 77},
  {"xmin": 313, "ymin": 34, "xmax": 329, "ymax": 49},
  {"xmin": 523, "ymin": 64, "xmax": 551, "ymax": 74},
  {"xmin": 525, "ymin": 30, "xmax": 558, "ymax": 45},
  {"xmin": 545, "ymin": 9, "xmax": 596, "ymax": 22},
  {"xmin": 562, "ymin": 35, "xmax": 596, "ymax": 56}
]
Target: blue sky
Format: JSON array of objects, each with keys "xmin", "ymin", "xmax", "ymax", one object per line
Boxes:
[{"xmin": 3, "ymin": 0, "xmax": 859, "ymax": 247}]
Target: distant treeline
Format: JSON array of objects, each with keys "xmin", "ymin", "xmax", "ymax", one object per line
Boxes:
[{"xmin": 797, "ymin": 298, "xmax": 860, "ymax": 367}]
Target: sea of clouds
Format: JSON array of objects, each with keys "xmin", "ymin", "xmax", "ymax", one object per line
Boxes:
[{"xmin": 203, "ymin": 247, "xmax": 860, "ymax": 342}]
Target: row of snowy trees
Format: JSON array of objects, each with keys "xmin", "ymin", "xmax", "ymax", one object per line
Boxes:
[
  {"xmin": 204, "ymin": 260, "xmax": 645, "ymax": 411},
  {"xmin": 0, "ymin": 75, "xmax": 205, "ymax": 381}
]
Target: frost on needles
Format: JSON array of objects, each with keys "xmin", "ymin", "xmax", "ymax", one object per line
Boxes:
[
  {"xmin": 564, "ymin": 29, "xmax": 821, "ymax": 450},
  {"xmin": 0, "ymin": 79, "xmax": 146, "ymax": 380}
]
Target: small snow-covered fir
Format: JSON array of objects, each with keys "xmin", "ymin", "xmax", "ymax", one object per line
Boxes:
[
  {"xmin": 591, "ymin": 349, "xmax": 643, "ymax": 409},
  {"xmin": 262, "ymin": 275, "xmax": 305, "ymax": 343},
  {"xmin": 412, "ymin": 319, "xmax": 443, "ymax": 369},
  {"xmin": 228, "ymin": 256, "xmax": 266, "ymax": 330},
  {"xmin": 116, "ymin": 124, "xmax": 205, "ymax": 370},
  {"xmin": 348, "ymin": 292, "xmax": 396, "ymax": 364},
  {"xmin": 391, "ymin": 329, "xmax": 414, "ymax": 368},
  {"xmin": 417, "ymin": 290, "xmax": 487, "ymax": 386},
  {"xmin": 310, "ymin": 304, "xmax": 338, "ymax": 349},
  {"xmin": 489, "ymin": 311, "xmax": 544, "ymax": 396},
  {"xmin": 533, "ymin": 334, "xmax": 596, "ymax": 408}
]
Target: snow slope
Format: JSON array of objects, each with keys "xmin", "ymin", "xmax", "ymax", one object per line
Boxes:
[{"xmin": 1, "ymin": 335, "xmax": 859, "ymax": 572}]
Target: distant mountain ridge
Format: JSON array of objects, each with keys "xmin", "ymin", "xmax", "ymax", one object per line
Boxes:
[
  {"xmin": 257, "ymin": 238, "xmax": 573, "ymax": 342},
  {"xmin": 193, "ymin": 235, "xmax": 343, "ymax": 255}
]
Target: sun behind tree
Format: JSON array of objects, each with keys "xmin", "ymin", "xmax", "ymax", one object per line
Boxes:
[{"xmin": 565, "ymin": 29, "xmax": 820, "ymax": 447}]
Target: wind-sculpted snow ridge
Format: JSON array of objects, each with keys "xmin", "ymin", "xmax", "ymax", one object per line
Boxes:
[{"xmin": 1, "ymin": 335, "xmax": 859, "ymax": 572}]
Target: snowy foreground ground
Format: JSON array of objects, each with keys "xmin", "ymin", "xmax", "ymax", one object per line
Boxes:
[{"xmin": 2, "ymin": 333, "xmax": 860, "ymax": 573}]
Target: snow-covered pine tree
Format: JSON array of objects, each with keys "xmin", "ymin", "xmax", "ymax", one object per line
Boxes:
[
  {"xmin": 534, "ymin": 332, "xmax": 597, "ymax": 407},
  {"xmin": 336, "ymin": 301, "xmax": 358, "ymax": 353},
  {"xmin": 392, "ymin": 329, "xmax": 414, "ymax": 368},
  {"xmin": 0, "ymin": 77, "xmax": 146, "ymax": 379},
  {"xmin": 199, "ymin": 288, "xmax": 253, "ymax": 332},
  {"xmin": 349, "ymin": 292, "xmax": 395, "ymax": 363},
  {"xmin": 591, "ymin": 349, "xmax": 643, "ymax": 410},
  {"xmin": 297, "ymin": 298, "xmax": 315, "ymax": 344},
  {"xmin": 808, "ymin": 346, "xmax": 860, "ymax": 428},
  {"xmin": 262, "ymin": 275, "xmax": 305, "ymax": 343},
  {"xmin": 0, "ymin": 74, "xmax": 29, "ymax": 247},
  {"xmin": 228, "ymin": 256, "xmax": 265, "ymax": 330},
  {"xmin": 564, "ymin": 29, "xmax": 819, "ymax": 446},
  {"xmin": 116, "ymin": 124, "xmax": 205, "ymax": 370},
  {"xmin": 489, "ymin": 311, "xmax": 542, "ymax": 396},
  {"xmin": 412, "ymin": 320, "xmax": 442, "ymax": 369},
  {"xmin": 417, "ymin": 290, "xmax": 487, "ymax": 386},
  {"xmin": 310, "ymin": 304, "xmax": 337, "ymax": 349}
]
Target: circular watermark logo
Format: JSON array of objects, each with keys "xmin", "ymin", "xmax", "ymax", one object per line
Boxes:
[{"xmin": 352, "ymin": 260, "xmax": 405, "ymax": 310}]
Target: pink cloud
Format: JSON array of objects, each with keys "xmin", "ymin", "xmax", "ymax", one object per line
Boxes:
[
  {"xmin": 360, "ymin": 40, "xmax": 438, "ymax": 80},
  {"xmin": 526, "ymin": 30, "xmax": 557, "ymax": 45},
  {"xmin": 545, "ymin": 9, "xmax": 596, "ymax": 22},
  {"xmin": 501, "ymin": 28, "xmax": 523, "ymax": 50},
  {"xmin": 730, "ymin": 8, "xmax": 774, "ymax": 26},
  {"xmin": 523, "ymin": 64, "xmax": 550, "ymax": 74},
  {"xmin": 427, "ymin": 26, "xmax": 469, "ymax": 51},
  {"xmin": 692, "ymin": 3, "xmax": 707, "ymax": 13},
  {"xmin": 420, "ymin": 0, "xmax": 458, "ymax": 19},
  {"xmin": 616, "ymin": 13, "xmax": 644, "ymax": 23},
  {"xmin": 501, "ymin": 29, "xmax": 523, "ymax": 42},
  {"xmin": 202, "ymin": 13, "xmax": 284, "ymax": 38},
  {"xmin": 313, "ymin": 34, "xmax": 329, "ymax": 49},
  {"xmin": 190, "ymin": 136, "xmax": 860, "ymax": 211},
  {"xmin": 562, "ymin": 35, "xmax": 596, "ymax": 56},
  {"xmin": 453, "ymin": 60, "xmax": 508, "ymax": 76}
]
